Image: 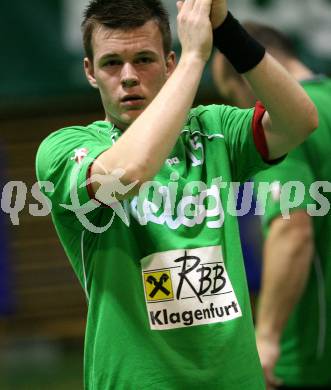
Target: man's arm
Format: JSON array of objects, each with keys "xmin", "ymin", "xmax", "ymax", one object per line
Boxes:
[
  {"xmin": 210, "ymin": 0, "xmax": 318, "ymax": 160},
  {"xmin": 244, "ymin": 56, "xmax": 318, "ymax": 159},
  {"xmin": 90, "ymin": 1, "xmax": 213, "ymax": 198},
  {"xmin": 255, "ymin": 210, "xmax": 314, "ymax": 389}
]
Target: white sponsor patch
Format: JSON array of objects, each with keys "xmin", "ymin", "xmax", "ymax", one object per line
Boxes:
[{"xmin": 141, "ymin": 246, "xmax": 242, "ymax": 330}]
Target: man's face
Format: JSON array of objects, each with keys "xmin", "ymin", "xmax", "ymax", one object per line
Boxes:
[{"xmin": 84, "ymin": 20, "xmax": 176, "ymax": 130}]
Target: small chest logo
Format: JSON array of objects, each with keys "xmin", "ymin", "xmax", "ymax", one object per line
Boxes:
[{"xmin": 71, "ymin": 148, "xmax": 89, "ymax": 164}]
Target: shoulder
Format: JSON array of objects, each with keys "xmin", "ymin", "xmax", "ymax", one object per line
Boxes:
[
  {"xmin": 38, "ymin": 125, "xmax": 85, "ymax": 151},
  {"xmin": 39, "ymin": 121, "xmax": 109, "ymax": 148},
  {"xmin": 186, "ymin": 104, "xmax": 252, "ymax": 136},
  {"xmin": 301, "ymin": 77, "xmax": 331, "ymax": 145},
  {"xmin": 37, "ymin": 121, "xmax": 112, "ymax": 156},
  {"xmin": 36, "ymin": 121, "xmax": 112, "ymax": 181},
  {"xmin": 302, "ymin": 76, "xmax": 331, "ymax": 106},
  {"xmin": 187, "ymin": 104, "xmax": 254, "ymax": 138},
  {"xmin": 188, "ymin": 104, "xmax": 232, "ymax": 122}
]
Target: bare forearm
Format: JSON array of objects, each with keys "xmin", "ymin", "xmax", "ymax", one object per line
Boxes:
[
  {"xmin": 244, "ymin": 53, "xmax": 318, "ymax": 159},
  {"xmin": 256, "ymin": 212, "xmax": 314, "ymax": 341}
]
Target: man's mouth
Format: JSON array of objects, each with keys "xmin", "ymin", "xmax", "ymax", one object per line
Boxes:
[{"xmin": 121, "ymin": 95, "xmax": 145, "ymax": 107}]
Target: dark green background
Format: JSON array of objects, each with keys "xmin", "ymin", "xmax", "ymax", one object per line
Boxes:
[{"xmin": 1, "ymin": 0, "xmax": 330, "ymax": 104}]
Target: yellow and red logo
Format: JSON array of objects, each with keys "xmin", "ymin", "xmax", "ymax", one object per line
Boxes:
[{"xmin": 143, "ymin": 270, "xmax": 174, "ymax": 302}]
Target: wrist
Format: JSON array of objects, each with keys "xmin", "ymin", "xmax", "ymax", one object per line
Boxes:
[
  {"xmin": 213, "ymin": 12, "xmax": 265, "ymax": 73},
  {"xmin": 256, "ymin": 325, "xmax": 281, "ymax": 344},
  {"xmin": 179, "ymin": 53, "xmax": 207, "ymax": 70}
]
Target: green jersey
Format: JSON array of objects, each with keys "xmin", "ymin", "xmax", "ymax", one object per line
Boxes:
[
  {"xmin": 254, "ymin": 77, "xmax": 331, "ymax": 387},
  {"xmin": 36, "ymin": 104, "xmax": 270, "ymax": 389}
]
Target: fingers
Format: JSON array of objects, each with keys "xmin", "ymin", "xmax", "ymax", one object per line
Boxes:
[
  {"xmin": 263, "ymin": 365, "xmax": 282, "ymax": 390},
  {"xmin": 177, "ymin": 0, "xmax": 194, "ymax": 14},
  {"xmin": 184, "ymin": 0, "xmax": 195, "ymax": 10},
  {"xmin": 210, "ymin": 0, "xmax": 228, "ymax": 28},
  {"xmin": 176, "ymin": 1, "xmax": 183, "ymax": 13},
  {"xmin": 196, "ymin": 0, "xmax": 213, "ymax": 15},
  {"xmin": 176, "ymin": 0, "xmax": 213, "ymax": 63},
  {"xmin": 177, "ymin": 0, "xmax": 212, "ymax": 15}
]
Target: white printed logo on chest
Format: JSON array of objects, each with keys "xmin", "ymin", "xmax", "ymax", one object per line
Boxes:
[{"xmin": 141, "ymin": 246, "xmax": 242, "ymax": 330}]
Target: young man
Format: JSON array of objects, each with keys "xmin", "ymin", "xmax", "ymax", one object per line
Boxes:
[
  {"xmin": 36, "ymin": 1, "xmax": 317, "ymax": 389},
  {"xmin": 213, "ymin": 23, "xmax": 331, "ymax": 390}
]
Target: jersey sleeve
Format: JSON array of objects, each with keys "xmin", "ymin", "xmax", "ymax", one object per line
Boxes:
[
  {"xmin": 253, "ymin": 147, "xmax": 315, "ymax": 232},
  {"xmin": 217, "ymin": 104, "xmax": 279, "ymax": 183},
  {"xmin": 36, "ymin": 126, "xmax": 112, "ymax": 229}
]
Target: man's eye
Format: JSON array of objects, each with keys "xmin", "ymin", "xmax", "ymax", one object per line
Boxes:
[
  {"xmin": 105, "ymin": 60, "xmax": 122, "ymax": 66},
  {"xmin": 136, "ymin": 57, "xmax": 153, "ymax": 64}
]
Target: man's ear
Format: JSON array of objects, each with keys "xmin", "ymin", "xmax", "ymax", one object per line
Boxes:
[
  {"xmin": 84, "ymin": 57, "xmax": 99, "ymax": 89},
  {"xmin": 165, "ymin": 51, "xmax": 177, "ymax": 78}
]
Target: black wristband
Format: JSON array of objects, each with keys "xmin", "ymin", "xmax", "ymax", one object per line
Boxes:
[{"xmin": 213, "ymin": 12, "xmax": 266, "ymax": 74}]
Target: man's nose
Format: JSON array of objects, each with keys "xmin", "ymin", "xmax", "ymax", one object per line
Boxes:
[{"xmin": 121, "ymin": 63, "xmax": 139, "ymax": 88}]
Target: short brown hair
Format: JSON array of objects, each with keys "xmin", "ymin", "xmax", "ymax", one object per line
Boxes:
[{"xmin": 81, "ymin": 0, "xmax": 172, "ymax": 60}]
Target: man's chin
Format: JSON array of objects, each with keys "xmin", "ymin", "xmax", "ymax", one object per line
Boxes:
[
  {"xmin": 108, "ymin": 108, "xmax": 146, "ymax": 130},
  {"xmin": 113, "ymin": 110, "xmax": 144, "ymax": 129},
  {"xmin": 123, "ymin": 109, "xmax": 144, "ymax": 121}
]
